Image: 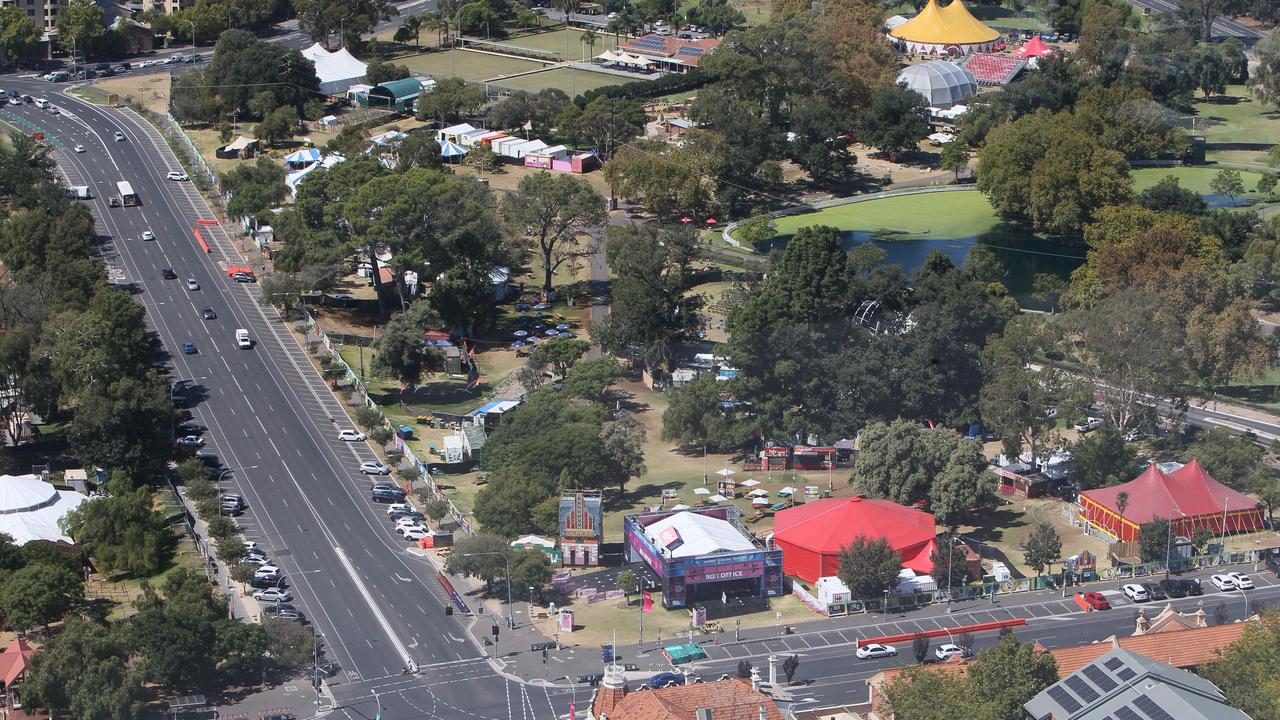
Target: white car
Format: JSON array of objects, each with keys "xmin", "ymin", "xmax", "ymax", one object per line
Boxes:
[
  {"xmin": 176, "ymin": 435, "xmax": 205, "ymax": 447},
  {"xmin": 242, "ymin": 540, "xmax": 258, "ymax": 550},
  {"xmin": 48, "ymin": 106, "xmax": 59, "ymax": 114},
  {"xmin": 402, "ymin": 527, "xmax": 429, "ymax": 541},
  {"xmin": 1227, "ymin": 572, "xmax": 1255, "ymax": 590},
  {"xmin": 1210, "ymin": 574, "xmax": 1237, "ymax": 591},
  {"xmin": 73, "ymin": 144, "xmax": 86, "ymax": 153},
  {"xmin": 855, "ymin": 643, "xmax": 897, "ymax": 659},
  {"xmin": 186, "ymin": 278, "xmax": 200, "ymax": 291},
  {"xmin": 935, "ymin": 643, "xmax": 973, "ymax": 661},
  {"xmin": 386, "ymin": 503, "xmax": 413, "ymax": 516},
  {"xmin": 1074, "ymin": 417, "xmax": 1103, "ymax": 433},
  {"xmin": 1122, "ymin": 583, "xmax": 1150, "ymax": 602},
  {"xmin": 141, "ymin": 230, "xmax": 155, "ymax": 241},
  {"xmin": 253, "ymin": 588, "xmax": 292, "ymax": 602},
  {"xmin": 166, "ymin": 171, "xmax": 189, "ymax": 181},
  {"xmin": 114, "ymin": 131, "xmax": 125, "ymax": 141},
  {"xmin": 361, "ymin": 461, "xmax": 390, "ymax": 475},
  {"xmin": 397, "ymin": 522, "xmax": 428, "ymax": 535},
  {"xmin": 254, "ymin": 565, "xmax": 281, "ymax": 578},
  {"xmin": 239, "ymin": 555, "xmax": 272, "ymax": 566},
  {"xmin": 395, "ymin": 517, "xmax": 425, "ymax": 529},
  {"xmin": 338, "ymin": 429, "xmax": 366, "ymax": 442}
]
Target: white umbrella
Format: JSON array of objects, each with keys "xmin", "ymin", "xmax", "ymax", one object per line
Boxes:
[
  {"xmin": 752, "ymin": 497, "xmax": 769, "ymax": 506},
  {"xmin": 709, "ymin": 494, "xmax": 727, "ymax": 503},
  {"xmin": 716, "ymin": 468, "xmax": 735, "ymax": 478},
  {"xmin": 779, "ymin": 487, "xmax": 797, "ymax": 496},
  {"xmin": 671, "ymin": 503, "xmax": 690, "ymax": 510},
  {"xmin": 747, "ymin": 489, "xmax": 769, "ymax": 497},
  {"xmin": 693, "ymin": 488, "xmax": 711, "ymax": 495},
  {"xmin": 740, "ymin": 479, "xmax": 761, "ymax": 487}
]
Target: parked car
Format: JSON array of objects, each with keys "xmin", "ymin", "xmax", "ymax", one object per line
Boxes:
[
  {"xmin": 1122, "ymin": 583, "xmax": 1149, "ymax": 602},
  {"xmin": 1143, "ymin": 582, "xmax": 1167, "ymax": 601},
  {"xmin": 855, "ymin": 643, "xmax": 897, "ymax": 659},
  {"xmin": 934, "ymin": 644, "xmax": 973, "ymax": 661},
  {"xmin": 386, "ymin": 503, "xmax": 414, "ymax": 516},
  {"xmin": 1077, "ymin": 592, "xmax": 1111, "ymax": 610},
  {"xmin": 1227, "ymin": 571, "xmax": 1255, "ymax": 590},
  {"xmin": 1183, "ymin": 578, "xmax": 1203, "ymax": 596},
  {"xmin": 1074, "ymin": 417, "xmax": 1103, "ymax": 433},
  {"xmin": 402, "ymin": 527, "xmax": 429, "ymax": 541},
  {"xmin": 338, "ymin": 429, "xmax": 366, "ymax": 441},
  {"xmin": 1210, "ymin": 574, "xmax": 1237, "ymax": 591},
  {"xmin": 397, "ymin": 523, "xmax": 429, "ymax": 536},
  {"xmin": 254, "ymin": 588, "xmax": 292, "ymax": 603},
  {"xmin": 1158, "ymin": 579, "xmax": 1187, "ymax": 598},
  {"xmin": 176, "ymin": 435, "xmax": 205, "ymax": 447},
  {"xmin": 361, "ymin": 461, "xmax": 390, "ymax": 475},
  {"xmin": 648, "ymin": 672, "xmax": 685, "ymax": 689}
]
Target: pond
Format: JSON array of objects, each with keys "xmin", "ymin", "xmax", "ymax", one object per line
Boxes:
[{"xmin": 768, "ymin": 190, "xmax": 1086, "ymax": 309}]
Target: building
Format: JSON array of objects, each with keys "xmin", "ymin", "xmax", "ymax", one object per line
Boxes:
[
  {"xmin": 0, "ymin": 0, "xmax": 66, "ymax": 30},
  {"xmin": 0, "ymin": 638, "xmax": 36, "ymax": 710},
  {"xmin": 300, "ymin": 43, "xmax": 368, "ymax": 95},
  {"xmin": 624, "ymin": 505, "xmax": 784, "ymax": 608},
  {"xmin": 617, "ymin": 34, "xmax": 722, "ymax": 73},
  {"xmin": 888, "ymin": 0, "xmax": 1000, "ymax": 56},
  {"xmin": 1024, "ymin": 647, "xmax": 1250, "ymax": 720},
  {"xmin": 772, "ymin": 497, "xmax": 936, "ymax": 584},
  {"xmin": 1078, "ymin": 459, "xmax": 1265, "ymax": 542},
  {"xmin": 110, "ymin": 16, "xmax": 154, "ymax": 55},
  {"xmin": 896, "ymin": 60, "xmax": 977, "ymax": 108},
  {"xmin": 589, "ymin": 665, "xmax": 786, "ymax": 720},
  {"xmin": 559, "ymin": 491, "xmax": 603, "ymax": 566},
  {"xmin": 0, "ymin": 473, "xmax": 89, "ymax": 546},
  {"xmin": 367, "ymin": 77, "xmax": 426, "ymax": 111}
]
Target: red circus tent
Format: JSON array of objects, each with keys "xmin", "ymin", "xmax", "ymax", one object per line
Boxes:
[
  {"xmin": 1078, "ymin": 459, "xmax": 1265, "ymax": 542},
  {"xmin": 773, "ymin": 497, "xmax": 937, "ymax": 583},
  {"xmin": 1017, "ymin": 35, "xmax": 1054, "ymax": 59}
]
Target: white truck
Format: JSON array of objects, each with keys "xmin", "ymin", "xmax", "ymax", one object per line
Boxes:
[
  {"xmin": 66, "ymin": 185, "xmax": 92, "ymax": 199},
  {"xmin": 235, "ymin": 329, "xmax": 251, "ymax": 348}
]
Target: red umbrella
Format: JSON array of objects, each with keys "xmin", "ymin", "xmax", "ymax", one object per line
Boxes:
[
  {"xmin": 706, "ymin": 218, "xmax": 718, "ymax": 225},
  {"xmin": 680, "ymin": 216, "xmax": 693, "ymax": 223}
]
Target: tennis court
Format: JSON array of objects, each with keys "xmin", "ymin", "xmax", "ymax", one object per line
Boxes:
[
  {"xmin": 489, "ymin": 67, "xmax": 622, "ymax": 94},
  {"xmin": 399, "ymin": 50, "xmax": 547, "ymax": 82}
]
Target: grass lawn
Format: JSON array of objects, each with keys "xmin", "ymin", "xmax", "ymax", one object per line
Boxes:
[
  {"xmin": 87, "ymin": 534, "xmax": 206, "ymax": 620},
  {"xmin": 490, "ymin": 27, "xmax": 618, "ymax": 56},
  {"xmin": 1130, "ymin": 166, "xmax": 1270, "ymax": 207},
  {"xmin": 1191, "ymin": 85, "xmax": 1280, "ymax": 145},
  {"xmin": 969, "ymin": 4, "xmax": 1047, "ymax": 31},
  {"xmin": 1210, "ymin": 366, "xmax": 1280, "ymax": 413},
  {"xmin": 772, "ymin": 190, "xmax": 1003, "ymax": 241},
  {"xmin": 489, "ymin": 67, "xmax": 622, "ymax": 94},
  {"xmin": 956, "ymin": 496, "xmax": 1108, "ymax": 579},
  {"xmin": 67, "ymin": 86, "xmax": 112, "ymax": 104},
  {"xmin": 399, "ymin": 49, "xmax": 547, "ymax": 81}
]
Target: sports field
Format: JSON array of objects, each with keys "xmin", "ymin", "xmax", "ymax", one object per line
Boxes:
[
  {"xmin": 1191, "ymin": 85, "xmax": 1280, "ymax": 144},
  {"xmin": 500, "ymin": 27, "xmax": 624, "ymax": 58},
  {"xmin": 1131, "ymin": 166, "xmax": 1269, "ymax": 207},
  {"xmin": 399, "ymin": 50, "xmax": 547, "ymax": 81},
  {"xmin": 772, "ymin": 189, "xmax": 1001, "ymax": 240},
  {"xmin": 490, "ymin": 67, "xmax": 621, "ymax": 94}
]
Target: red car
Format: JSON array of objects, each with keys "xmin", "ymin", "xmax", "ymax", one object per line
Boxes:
[{"xmin": 1076, "ymin": 592, "xmax": 1111, "ymax": 611}]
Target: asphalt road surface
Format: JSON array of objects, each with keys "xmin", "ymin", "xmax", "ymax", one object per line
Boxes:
[
  {"xmin": 1125, "ymin": 0, "xmax": 1264, "ymax": 42},
  {"xmin": 0, "ymin": 75, "xmax": 574, "ymax": 720}
]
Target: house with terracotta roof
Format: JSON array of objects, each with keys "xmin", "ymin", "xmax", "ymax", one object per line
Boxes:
[
  {"xmin": 0, "ymin": 638, "xmax": 37, "ymax": 715},
  {"xmin": 617, "ymin": 34, "xmax": 722, "ymax": 73},
  {"xmin": 588, "ymin": 664, "xmax": 787, "ymax": 719}
]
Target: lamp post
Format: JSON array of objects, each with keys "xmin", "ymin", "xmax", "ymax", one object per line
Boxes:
[
  {"xmin": 945, "ymin": 535, "xmax": 954, "ymax": 613},
  {"xmin": 461, "ymin": 551, "xmax": 514, "ymax": 629},
  {"xmin": 1238, "ymin": 585, "xmax": 1249, "ymax": 620},
  {"xmin": 187, "ymin": 20, "xmax": 196, "ymax": 50},
  {"xmin": 1164, "ymin": 511, "xmax": 1186, "ymax": 580}
]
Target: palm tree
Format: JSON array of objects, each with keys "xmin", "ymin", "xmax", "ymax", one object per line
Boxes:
[
  {"xmin": 606, "ymin": 17, "xmax": 623, "ymax": 49},
  {"xmin": 1116, "ymin": 491, "xmax": 1130, "ymax": 538},
  {"xmin": 580, "ymin": 28, "xmax": 597, "ymax": 62},
  {"xmin": 396, "ymin": 15, "xmax": 423, "ymax": 50}
]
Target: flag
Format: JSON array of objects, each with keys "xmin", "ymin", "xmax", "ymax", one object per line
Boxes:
[{"xmin": 642, "ymin": 590, "xmax": 653, "ymax": 613}]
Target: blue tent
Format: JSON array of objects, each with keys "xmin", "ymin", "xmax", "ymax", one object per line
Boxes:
[
  {"xmin": 284, "ymin": 147, "xmax": 321, "ymax": 166},
  {"xmin": 439, "ymin": 140, "xmax": 468, "ymax": 163}
]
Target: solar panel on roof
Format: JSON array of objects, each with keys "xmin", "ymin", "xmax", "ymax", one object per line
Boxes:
[
  {"xmin": 1134, "ymin": 695, "xmax": 1176, "ymax": 720},
  {"xmin": 1105, "ymin": 657, "xmax": 1126, "ymax": 671},
  {"xmin": 1048, "ymin": 686, "xmax": 1083, "ymax": 713},
  {"xmin": 1066, "ymin": 675, "xmax": 1101, "ymax": 702},
  {"xmin": 1084, "ymin": 665, "xmax": 1119, "ymax": 691},
  {"xmin": 1117, "ymin": 667, "xmax": 1137, "ymax": 681},
  {"xmin": 1115, "ymin": 707, "xmax": 1143, "ymax": 720}
]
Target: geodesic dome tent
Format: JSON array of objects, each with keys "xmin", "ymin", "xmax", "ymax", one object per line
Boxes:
[{"xmin": 896, "ymin": 60, "xmax": 978, "ymax": 108}]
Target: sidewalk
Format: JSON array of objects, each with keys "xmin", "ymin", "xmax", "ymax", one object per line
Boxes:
[{"xmin": 179, "ymin": 486, "xmax": 264, "ymax": 622}]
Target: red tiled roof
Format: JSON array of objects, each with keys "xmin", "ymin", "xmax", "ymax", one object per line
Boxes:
[
  {"xmin": 0, "ymin": 638, "xmax": 36, "ymax": 687},
  {"xmin": 593, "ymin": 678, "xmax": 785, "ymax": 720},
  {"xmin": 619, "ymin": 34, "xmax": 722, "ymax": 67},
  {"xmin": 1051, "ymin": 622, "xmax": 1250, "ymax": 676}
]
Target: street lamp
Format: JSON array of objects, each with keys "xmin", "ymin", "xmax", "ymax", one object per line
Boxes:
[
  {"xmin": 1238, "ymin": 585, "xmax": 1249, "ymax": 619},
  {"xmin": 557, "ymin": 676, "xmax": 578, "ymax": 719},
  {"xmin": 460, "ymin": 551, "xmax": 514, "ymax": 629},
  {"xmin": 186, "ymin": 20, "xmax": 196, "ymax": 50}
]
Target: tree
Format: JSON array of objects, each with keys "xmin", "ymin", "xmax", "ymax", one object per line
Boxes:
[
  {"xmin": 575, "ymin": 96, "xmax": 643, "ymax": 159},
  {"xmin": 835, "ymin": 536, "xmax": 902, "ymax": 601},
  {"xmin": 1187, "ymin": 299, "xmax": 1274, "ymax": 392},
  {"xmin": 1073, "ymin": 426, "xmax": 1137, "ymax": 489},
  {"xmin": 215, "ymin": 621, "xmax": 268, "ymax": 682},
  {"xmin": 1202, "ymin": 608, "xmax": 1280, "ymax": 718},
  {"xmin": 1116, "ymin": 491, "xmax": 1130, "ymax": 521},
  {"xmin": 57, "ymin": 0, "xmax": 105, "ymax": 61},
  {"xmin": 1023, "ymin": 522, "xmax": 1062, "ymax": 576},
  {"xmin": 446, "ymin": 533, "xmax": 512, "ymax": 591},
  {"xmin": 455, "ymin": 1, "xmax": 499, "ymax": 33},
  {"xmin": 1138, "ymin": 175, "xmax": 1208, "ymax": 215},
  {"xmin": 860, "ymin": 83, "xmax": 930, "ymax": 158},
  {"xmin": 0, "ymin": 6, "xmax": 41, "ymax": 69},
  {"xmin": 0, "ymin": 563, "xmax": 84, "ymax": 631},
  {"xmin": 396, "ymin": 133, "xmax": 443, "ymax": 170},
  {"xmin": 1259, "ymin": 33, "xmax": 1280, "ymax": 105},
  {"xmin": 1138, "ymin": 517, "xmax": 1172, "ymax": 563},
  {"xmin": 1260, "ymin": 173, "xmax": 1279, "ymax": 201},
  {"xmin": 527, "ymin": 338, "xmax": 590, "ymax": 380},
  {"xmin": 1211, "ymin": 168, "xmax": 1246, "ymax": 207},
  {"xmin": 852, "ymin": 421, "xmax": 962, "ymax": 506},
  {"xmin": 603, "ymin": 134, "xmax": 721, "ymax": 216},
  {"xmin": 365, "ymin": 58, "xmax": 411, "ymax": 85},
  {"xmin": 1177, "ymin": 0, "xmax": 1231, "ymax": 41},
  {"xmin": 939, "ymin": 141, "xmax": 969, "ymax": 182},
  {"xmin": 882, "ymin": 666, "xmax": 977, "ymax": 719},
  {"xmin": 911, "ymin": 633, "xmax": 930, "ymax": 664},
  {"xmin": 292, "ymin": 0, "xmax": 394, "ymax": 45},
  {"xmin": 509, "ymin": 550, "xmax": 553, "ymax": 599},
  {"xmin": 661, "ymin": 376, "xmax": 753, "ymax": 452},
  {"xmin": 59, "ymin": 475, "xmax": 171, "ymax": 576},
  {"xmin": 616, "ymin": 569, "xmax": 638, "ymax": 600},
  {"xmin": 600, "ymin": 411, "xmax": 646, "ymax": 491},
  {"xmin": 371, "ymin": 302, "xmax": 444, "ymax": 394},
  {"xmin": 394, "ymin": 14, "xmax": 422, "ymax": 48},
  {"xmin": 255, "ymin": 105, "xmax": 298, "ymax": 147},
  {"xmin": 592, "ymin": 224, "xmax": 704, "ymax": 370},
  {"xmin": 1185, "ymin": 427, "xmax": 1266, "ymax": 491},
  {"xmin": 23, "ymin": 618, "xmax": 145, "ymax": 720},
  {"xmin": 222, "ymin": 155, "xmax": 288, "ymax": 220},
  {"xmin": 966, "ymin": 633, "xmax": 1060, "ymax": 720},
  {"xmin": 416, "ymin": 76, "xmax": 487, "ymax": 124},
  {"xmin": 930, "ymin": 442, "xmax": 991, "ymax": 532},
  {"xmin": 501, "ymin": 173, "xmax": 606, "ymax": 293},
  {"xmin": 264, "ymin": 616, "xmax": 317, "ymax": 671},
  {"xmin": 930, "ymin": 539, "xmax": 970, "ymax": 590},
  {"xmin": 69, "ymin": 376, "xmax": 173, "ymax": 481}
]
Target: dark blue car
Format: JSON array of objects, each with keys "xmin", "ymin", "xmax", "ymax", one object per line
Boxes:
[{"xmin": 182, "ymin": 342, "xmax": 197, "ymax": 354}]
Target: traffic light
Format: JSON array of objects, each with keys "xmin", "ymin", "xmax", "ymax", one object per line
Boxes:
[{"xmin": 445, "ymin": 605, "xmax": 453, "ymax": 616}]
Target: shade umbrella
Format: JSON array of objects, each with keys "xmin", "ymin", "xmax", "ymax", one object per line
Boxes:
[
  {"xmin": 558, "ymin": 332, "xmax": 576, "ymax": 338},
  {"xmin": 512, "ymin": 330, "xmax": 529, "ymax": 338},
  {"xmin": 716, "ymin": 468, "xmax": 735, "ymax": 478},
  {"xmin": 741, "ymin": 479, "xmax": 761, "ymax": 487},
  {"xmin": 693, "ymin": 487, "xmax": 711, "ymax": 495},
  {"xmin": 779, "ymin": 487, "xmax": 797, "ymax": 496},
  {"xmin": 556, "ymin": 323, "xmax": 571, "ymax": 331},
  {"xmin": 680, "ymin": 216, "xmax": 693, "ymax": 223},
  {"xmin": 747, "ymin": 489, "xmax": 769, "ymax": 497},
  {"xmin": 709, "ymin": 494, "xmax": 727, "ymax": 503},
  {"xmin": 526, "ymin": 335, "xmax": 539, "ymax": 343},
  {"xmin": 546, "ymin": 328, "xmax": 559, "ymax": 336},
  {"xmin": 706, "ymin": 218, "xmax": 718, "ymax": 225},
  {"xmin": 511, "ymin": 341, "xmax": 526, "ymax": 348},
  {"xmin": 752, "ymin": 497, "xmax": 769, "ymax": 507},
  {"xmin": 671, "ymin": 503, "xmax": 690, "ymax": 510}
]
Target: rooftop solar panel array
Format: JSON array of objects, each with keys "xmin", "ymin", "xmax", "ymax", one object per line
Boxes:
[
  {"xmin": 1134, "ymin": 695, "xmax": 1176, "ymax": 720},
  {"xmin": 1048, "ymin": 685, "xmax": 1083, "ymax": 713},
  {"xmin": 1066, "ymin": 675, "xmax": 1101, "ymax": 703},
  {"xmin": 1083, "ymin": 664, "xmax": 1119, "ymax": 691}
]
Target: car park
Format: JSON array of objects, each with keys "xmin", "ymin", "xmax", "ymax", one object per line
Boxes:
[
  {"xmin": 182, "ymin": 341, "xmax": 197, "ymax": 354},
  {"xmin": 253, "ymin": 588, "xmax": 292, "ymax": 603},
  {"xmin": 73, "ymin": 144, "xmax": 85, "ymax": 153},
  {"xmin": 166, "ymin": 171, "xmax": 189, "ymax": 181},
  {"xmin": 386, "ymin": 503, "xmax": 413, "ymax": 515},
  {"xmin": 201, "ymin": 307, "xmax": 217, "ymax": 320},
  {"xmin": 176, "ymin": 435, "xmax": 205, "ymax": 447},
  {"xmin": 338, "ymin": 429, "xmax": 366, "ymax": 441},
  {"xmin": 855, "ymin": 643, "xmax": 897, "ymax": 659},
  {"xmin": 1122, "ymin": 583, "xmax": 1149, "ymax": 602},
  {"xmin": 1228, "ymin": 572, "xmax": 1254, "ymax": 590},
  {"xmin": 361, "ymin": 461, "xmax": 390, "ymax": 475},
  {"xmin": 1210, "ymin": 574, "xmax": 1237, "ymax": 591},
  {"xmin": 935, "ymin": 644, "xmax": 973, "ymax": 661},
  {"xmin": 186, "ymin": 278, "xmax": 200, "ymax": 291},
  {"xmin": 1142, "ymin": 582, "xmax": 1166, "ymax": 601},
  {"xmin": 162, "ymin": 268, "xmax": 177, "ymax": 279},
  {"xmin": 1077, "ymin": 591, "xmax": 1110, "ymax": 610}
]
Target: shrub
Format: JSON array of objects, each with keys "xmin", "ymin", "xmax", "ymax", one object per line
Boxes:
[
  {"xmin": 355, "ymin": 406, "xmax": 384, "ymax": 430},
  {"xmin": 371, "ymin": 427, "xmax": 393, "ymax": 445}
]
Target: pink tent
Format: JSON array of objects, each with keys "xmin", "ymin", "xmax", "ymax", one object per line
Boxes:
[{"xmin": 1018, "ymin": 36, "xmax": 1054, "ymax": 59}]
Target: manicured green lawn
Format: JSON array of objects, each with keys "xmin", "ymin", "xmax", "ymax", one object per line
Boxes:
[
  {"xmin": 496, "ymin": 27, "xmax": 619, "ymax": 55},
  {"xmin": 969, "ymin": 5, "xmax": 1047, "ymax": 31},
  {"xmin": 1205, "ymin": 148, "xmax": 1272, "ymax": 167},
  {"xmin": 1192, "ymin": 85, "xmax": 1280, "ymax": 145},
  {"xmin": 399, "ymin": 50, "xmax": 546, "ymax": 81},
  {"xmin": 490, "ymin": 67, "xmax": 622, "ymax": 94},
  {"xmin": 1131, "ymin": 166, "xmax": 1269, "ymax": 206},
  {"xmin": 772, "ymin": 190, "xmax": 1003, "ymax": 240}
]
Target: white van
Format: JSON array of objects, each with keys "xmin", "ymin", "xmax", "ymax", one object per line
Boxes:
[
  {"xmin": 236, "ymin": 329, "xmax": 251, "ymax": 348},
  {"xmin": 33, "ymin": 98, "xmax": 48, "ymax": 109}
]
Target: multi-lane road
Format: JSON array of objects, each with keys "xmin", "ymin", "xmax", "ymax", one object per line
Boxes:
[
  {"xmin": 1125, "ymin": 0, "xmax": 1265, "ymax": 42},
  {"xmin": 0, "ymin": 76, "xmax": 574, "ymax": 720}
]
